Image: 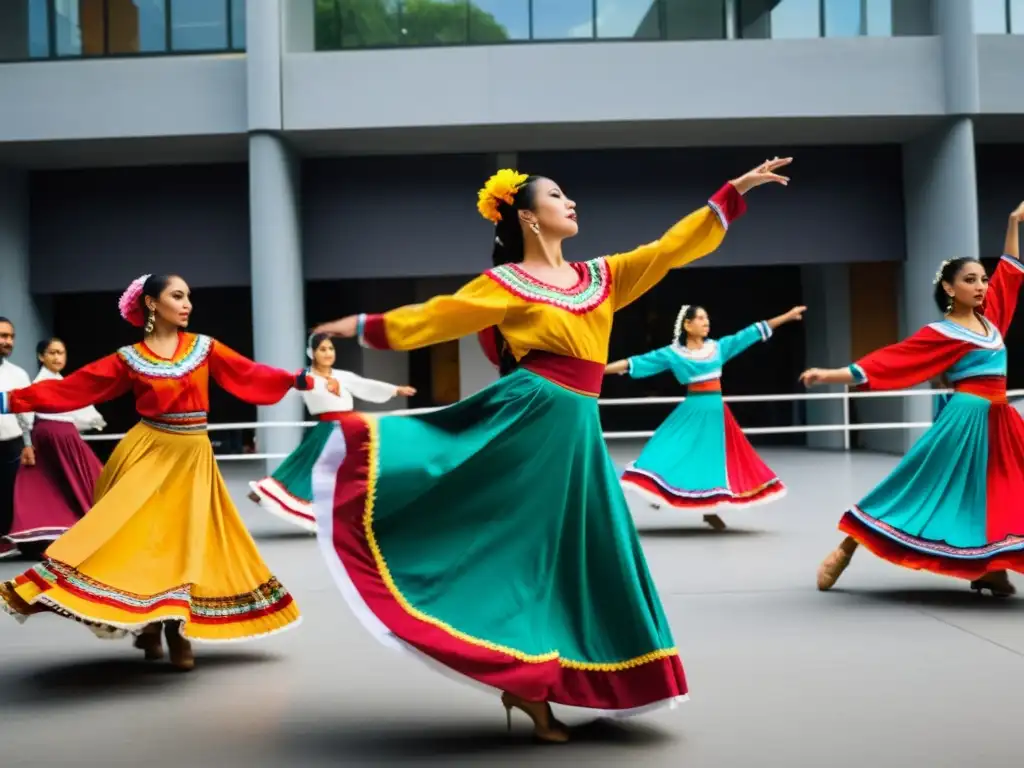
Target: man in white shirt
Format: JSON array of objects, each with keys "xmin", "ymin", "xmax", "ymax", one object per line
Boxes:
[{"xmin": 0, "ymin": 317, "xmax": 34, "ymax": 557}]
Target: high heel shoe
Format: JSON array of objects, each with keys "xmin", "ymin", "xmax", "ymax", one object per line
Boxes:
[
  {"xmin": 970, "ymin": 571, "xmax": 1016, "ymax": 598},
  {"xmin": 501, "ymin": 692, "xmax": 569, "ymax": 743},
  {"xmin": 164, "ymin": 621, "xmax": 195, "ymax": 671},
  {"xmin": 133, "ymin": 622, "xmax": 164, "ymax": 661}
]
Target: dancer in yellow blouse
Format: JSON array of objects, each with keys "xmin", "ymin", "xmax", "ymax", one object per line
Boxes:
[{"xmin": 310, "ymin": 158, "xmax": 792, "ymax": 741}]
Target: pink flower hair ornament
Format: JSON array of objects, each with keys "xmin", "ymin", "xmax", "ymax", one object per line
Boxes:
[{"xmin": 118, "ymin": 274, "xmax": 151, "ymax": 327}]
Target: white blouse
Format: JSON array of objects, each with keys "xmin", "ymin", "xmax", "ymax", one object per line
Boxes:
[
  {"xmin": 302, "ymin": 369, "xmax": 400, "ymax": 415},
  {"xmin": 33, "ymin": 367, "xmax": 107, "ymax": 432}
]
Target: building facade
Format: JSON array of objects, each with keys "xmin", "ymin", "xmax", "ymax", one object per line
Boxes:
[{"xmin": 1, "ymin": 0, "xmax": 1023, "ymax": 459}]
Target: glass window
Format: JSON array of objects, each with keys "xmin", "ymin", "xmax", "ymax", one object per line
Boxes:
[
  {"xmin": 973, "ymin": 0, "xmax": 1008, "ymax": 33},
  {"xmin": 469, "ymin": 0, "xmax": 528, "ymax": 43},
  {"xmin": 741, "ymin": 0, "xmax": 821, "ymax": 39},
  {"xmin": 170, "ymin": 0, "xmax": 228, "ymax": 51},
  {"xmin": 664, "ymin": 0, "xmax": 726, "ymax": 40},
  {"xmin": 400, "ymin": 0, "xmax": 468, "ymax": 46},
  {"xmin": 28, "ymin": 0, "xmax": 51, "ymax": 57},
  {"xmin": 531, "ymin": 0, "xmax": 595, "ymax": 40},
  {"xmin": 0, "ymin": 0, "xmax": 50, "ymax": 60},
  {"xmin": 317, "ymin": 0, "xmax": 402, "ymax": 50},
  {"xmin": 596, "ymin": 0, "xmax": 660, "ymax": 40},
  {"xmin": 108, "ymin": 0, "xmax": 168, "ymax": 54},
  {"xmin": 230, "ymin": 0, "xmax": 246, "ymax": 49},
  {"xmin": 1010, "ymin": 0, "xmax": 1024, "ymax": 32},
  {"xmin": 890, "ymin": 0, "xmax": 932, "ymax": 36},
  {"xmin": 53, "ymin": 0, "xmax": 106, "ymax": 56}
]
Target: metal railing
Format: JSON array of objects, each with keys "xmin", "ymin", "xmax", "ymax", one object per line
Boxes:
[{"xmin": 80, "ymin": 386, "xmax": 1024, "ymax": 460}]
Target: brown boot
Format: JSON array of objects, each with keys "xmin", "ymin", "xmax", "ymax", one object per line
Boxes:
[
  {"xmin": 133, "ymin": 622, "xmax": 164, "ymax": 661},
  {"xmin": 164, "ymin": 622, "xmax": 195, "ymax": 671},
  {"xmin": 703, "ymin": 514, "xmax": 727, "ymax": 531},
  {"xmin": 970, "ymin": 570, "xmax": 1016, "ymax": 598},
  {"xmin": 817, "ymin": 538, "xmax": 858, "ymax": 591}
]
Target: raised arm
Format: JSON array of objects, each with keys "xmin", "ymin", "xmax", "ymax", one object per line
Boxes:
[
  {"xmin": 1, "ymin": 354, "xmax": 131, "ymax": 415},
  {"xmin": 314, "ymin": 273, "xmax": 508, "ymax": 352},
  {"xmin": 718, "ymin": 307, "xmax": 805, "ymax": 363},
  {"xmin": 207, "ymin": 340, "xmax": 313, "ymax": 406},
  {"xmin": 982, "ymin": 205, "xmax": 1024, "ymax": 335},
  {"xmin": 607, "ymin": 346, "xmax": 677, "ymax": 380},
  {"xmin": 605, "ymin": 158, "xmax": 791, "ymax": 311},
  {"xmin": 335, "ymin": 370, "xmax": 404, "ymax": 404},
  {"xmin": 800, "ymin": 326, "xmax": 970, "ymax": 392}
]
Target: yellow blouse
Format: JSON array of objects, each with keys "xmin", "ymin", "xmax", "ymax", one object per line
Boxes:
[{"xmin": 358, "ymin": 183, "xmax": 746, "ymax": 365}]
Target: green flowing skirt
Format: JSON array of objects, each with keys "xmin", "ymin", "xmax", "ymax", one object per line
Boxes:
[
  {"xmin": 249, "ymin": 421, "xmax": 335, "ymax": 532},
  {"xmin": 312, "ymin": 368, "xmax": 687, "ymax": 715}
]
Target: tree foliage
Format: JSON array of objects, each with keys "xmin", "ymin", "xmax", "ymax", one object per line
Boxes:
[{"xmin": 315, "ymin": 0, "xmax": 510, "ymax": 49}]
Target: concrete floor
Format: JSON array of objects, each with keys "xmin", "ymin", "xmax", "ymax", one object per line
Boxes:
[{"xmin": 1, "ymin": 443, "xmax": 1023, "ymax": 768}]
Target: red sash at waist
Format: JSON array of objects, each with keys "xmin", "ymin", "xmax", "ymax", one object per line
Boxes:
[
  {"xmin": 954, "ymin": 376, "xmax": 1007, "ymax": 404},
  {"xmin": 318, "ymin": 411, "xmax": 350, "ymax": 422},
  {"xmin": 519, "ymin": 351, "xmax": 605, "ymax": 398},
  {"xmin": 687, "ymin": 379, "xmax": 722, "ymax": 394}
]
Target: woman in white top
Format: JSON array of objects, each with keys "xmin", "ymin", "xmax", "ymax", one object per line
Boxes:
[
  {"xmin": 8, "ymin": 337, "xmax": 106, "ymax": 556},
  {"xmin": 248, "ymin": 332, "xmax": 415, "ymax": 531}
]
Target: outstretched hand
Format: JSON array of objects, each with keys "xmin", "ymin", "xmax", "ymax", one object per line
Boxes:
[
  {"xmin": 730, "ymin": 157, "xmax": 792, "ymax": 195},
  {"xmin": 1011, "ymin": 201, "xmax": 1024, "ymax": 223},
  {"xmin": 799, "ymin": 368, "xmax": 826, "ymax": 387},
  {"xmin": 312, "ymin": 316, "xmax": 359, "ymax": 338},
  {"xmin": 786, "ymin": 305, "xmax": 807, "ymax": 323},
  {"xmin": 397, "ymin": 385, "xmax": 417, "ymax": 397}
]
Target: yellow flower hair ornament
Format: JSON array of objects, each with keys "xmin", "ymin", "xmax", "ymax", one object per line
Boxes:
[{"xmin": 477, "ymin": 169, "xmax": 529, "ymax": 224}]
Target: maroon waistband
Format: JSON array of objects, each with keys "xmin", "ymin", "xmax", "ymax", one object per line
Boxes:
[{"xmin": 519, "ymin": 351, "xmax": 605, "ymax": 397}]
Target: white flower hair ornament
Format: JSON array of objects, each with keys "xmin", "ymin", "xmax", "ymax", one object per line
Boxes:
[
  {"xmin": 673, "ymin": 304, "xmax": 691, "ymax": 343},
  {"xmin": 933, "ymin": 259, "xmax": 953, "ymax": 286}
]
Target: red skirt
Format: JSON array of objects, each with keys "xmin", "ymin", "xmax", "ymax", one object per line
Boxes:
[{"xmin": 8, "ymin": 420, "xmax": 102, "ymax": 546}]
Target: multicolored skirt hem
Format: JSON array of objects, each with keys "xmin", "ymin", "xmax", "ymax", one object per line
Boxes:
[
  {"xmin": 840, "ymin": 508, "xmax": 1024, "ymax": 581},
  {"xmin": 249, "ymin": 420, "xmax": 336, "ymax": 533},
  {"xmin": 6, "ymin": 526, "xmax": 74, "ymax": 545},
  {"xmin": 621, "ymin": 396, "xmax": 783, "ymax": 513},
  {"xmin": 622, "ymin": 471, "xmax": 786, "ymax": 511},
  {"xmin": 836, "ymin": 384, "xmax": 1024, "ymax": 581},
  {"xmin": 0, "ymin": 422, "xmax": 302, "ymax": 642},
  {"xmin": 313, "ymin": 370, "xmax": 687, "ymax": 715},
  {"xmin": 248, "ymin": 479, "xmax": 316, "ymax": 532},
  {"xmin": 0, "ymin": 558, "xmax": 301, "ymax": 641}
]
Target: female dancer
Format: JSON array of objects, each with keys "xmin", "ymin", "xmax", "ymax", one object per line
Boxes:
[
  {"xmin": 803, "ymin": 202, "xmax": 1024, "ymax": 597},
  {"xmin": 310, "ymin": 158, "xmax": 792, "ymax": 742},
  {"xmin": 0, "ymin": 274, "xmax": 311, "ymax": 669},
  {"xmin": 605, "ymin": 303, "xmax": 805, "ymax": 529},
  {"xmin": 248, "ymin": 332, "xmax": 415, "ymax": 532}
]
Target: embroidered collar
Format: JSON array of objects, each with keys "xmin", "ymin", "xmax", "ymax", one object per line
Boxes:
[
  {"xmin": 486, "ymin": 259, "xmax": 611, "ymax": 314},
  {"xmin": 671, "ymin": 339, "xmax": 718, "ymax": 360},
  {"xmin": 929, "ymin": 317, "xmax": 1003, "ymax": 349},
  {"xmin": 118, "ymin": 333, "xmax": 213, "ymax": 378}
]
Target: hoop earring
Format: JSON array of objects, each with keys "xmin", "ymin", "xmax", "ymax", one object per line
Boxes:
[
  {"xmin": 530, "ymin": 222, "xmax": 540, "ymax": 236},
  {"xmin": 144, "ymin": 310, "xmax": 156, "ymax": 334}
]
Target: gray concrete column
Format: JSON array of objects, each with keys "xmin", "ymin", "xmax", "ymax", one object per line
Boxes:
[
  {"xmin": 881, "ymin": 0, "xmax": 981, "ymax": 453},
  {"xmin": 934, "ymin": 0, "xmax": 980, "ymax": 115},
  {"xmin": 246, "ymin": 0, "xmax": 305, "ymax": 470},
  {"xmin": 0, "ymin": 169, "xmax": 49, "ymax": 372},
  {"xmin": 900, "ymin": 119, "xmax": 979, "ymax": 450},
  {"xmin": 248, "ymin": 135, "xmax": 306, "ymax": 468},
  {"xmin": 800, "ymin": 264, "xmax": 850, "ymax": 451}
]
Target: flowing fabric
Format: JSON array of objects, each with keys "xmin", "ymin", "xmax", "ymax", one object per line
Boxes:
[{"xmin": 0, "ymin": 423, "xmax": 300, "ymax": 640}]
